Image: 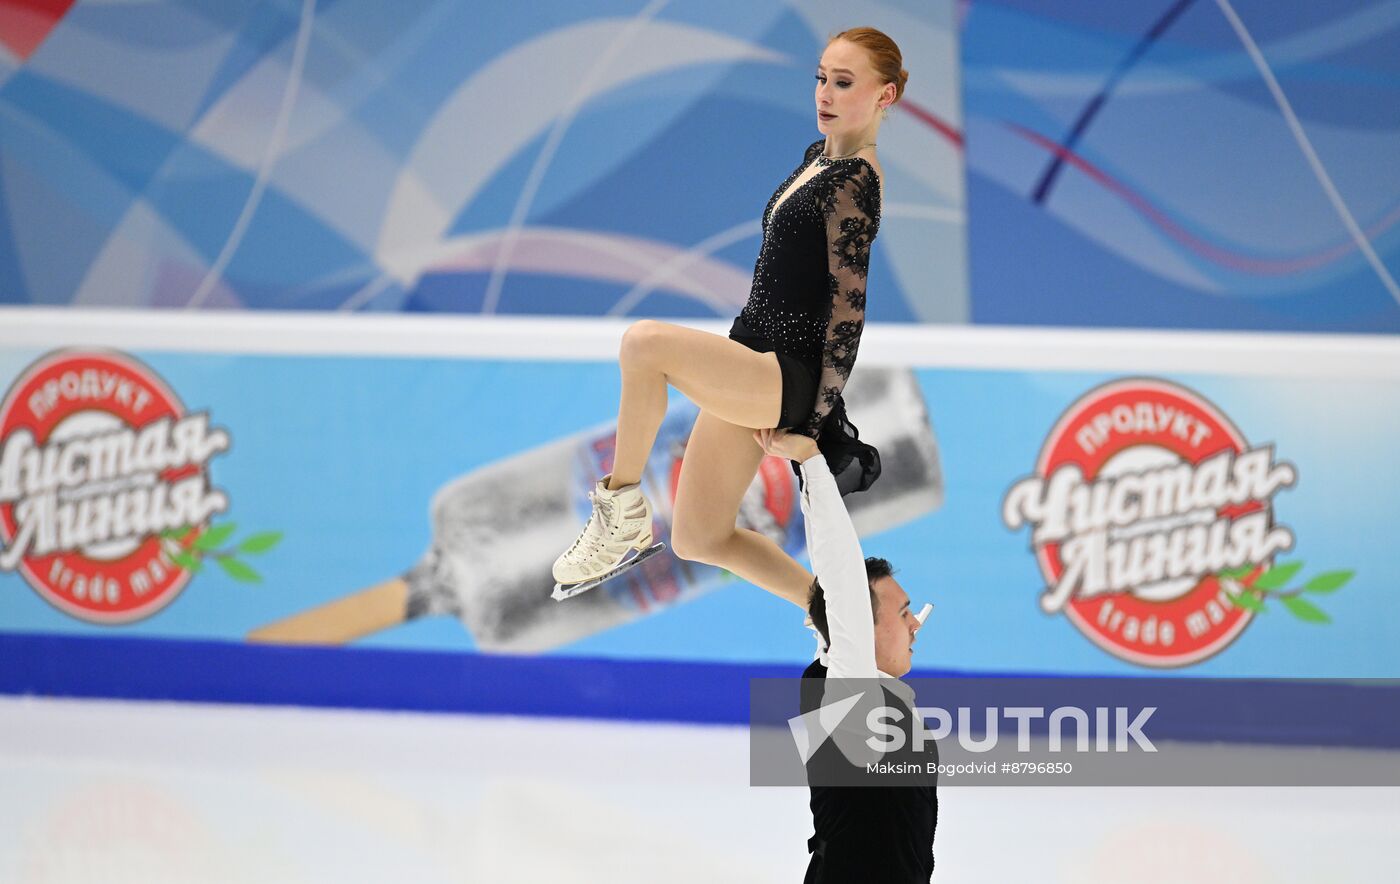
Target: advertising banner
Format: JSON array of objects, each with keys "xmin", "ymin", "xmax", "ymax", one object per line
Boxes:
[{"xmin": 3, "ymin": 315, "xmax": 1396, "ymax": 716}]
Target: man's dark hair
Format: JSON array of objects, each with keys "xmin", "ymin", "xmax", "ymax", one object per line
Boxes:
[{"xmin": 807, "ymin": 557, "xmax": 896, "ymax": 650}]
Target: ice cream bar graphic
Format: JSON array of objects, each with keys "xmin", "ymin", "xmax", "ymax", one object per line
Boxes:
[{"xmin": 248, "ymin": 368, "xmax": 943, "ymax": 652}]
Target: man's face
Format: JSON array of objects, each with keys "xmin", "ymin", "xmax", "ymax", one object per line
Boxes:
[{"xmin": 872, "ymin": 576, "xmax": 921, "ymax": 676}]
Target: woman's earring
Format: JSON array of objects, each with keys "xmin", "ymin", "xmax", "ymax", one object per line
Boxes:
[{"xmin": 881, "ymin": 104, "xmax": 889, "ymax": 120}]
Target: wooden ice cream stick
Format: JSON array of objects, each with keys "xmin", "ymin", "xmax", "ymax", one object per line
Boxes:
[{"xmin": 247, "ymin": 577, "xmax": 408, "ymax": 645}]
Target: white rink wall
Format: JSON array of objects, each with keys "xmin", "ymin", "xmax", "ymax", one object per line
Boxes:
[{"xmin": 3, "ymin": 696, "xmax": 1398, "ymax": 884}]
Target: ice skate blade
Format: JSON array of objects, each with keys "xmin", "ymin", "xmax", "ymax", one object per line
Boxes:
[{"xmin": 552, "ymin": 543, "xmax": 666, "ymax": 601}]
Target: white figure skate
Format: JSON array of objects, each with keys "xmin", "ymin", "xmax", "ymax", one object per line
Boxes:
[{"xmin": 551, "ymin": 475, "xmax": 666, "ymax": 601}]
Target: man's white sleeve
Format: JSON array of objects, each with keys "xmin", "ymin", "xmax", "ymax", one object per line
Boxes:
[{"xmin": 800, "ymin": 454, "xmax": 878, "ymax": 680}]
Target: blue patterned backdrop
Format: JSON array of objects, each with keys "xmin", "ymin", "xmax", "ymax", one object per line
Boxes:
[
  {"xmin": 4, "ymin": 2, "xmax": 1396, "ymax": 331},
  {"xmin": 0, "ymin": 0, "xmax": 969, "ymax": 321},
  {"xmin": 962, "ymin": 0, "xmax": 1400, "ymax": 332}
]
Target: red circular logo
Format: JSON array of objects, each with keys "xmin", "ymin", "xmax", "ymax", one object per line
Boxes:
[
  {"xmin": 1004, "ymin": 378, "xmax": 1296, "ymax": 667},
  {"xmin": 0, "ymin": 350, "xmax": 229, "ymax": 624}
]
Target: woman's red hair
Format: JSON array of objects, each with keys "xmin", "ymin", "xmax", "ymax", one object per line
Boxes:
[{"xmin": 830, "ymin": 27, "xmax": 909, "ymax": 102}]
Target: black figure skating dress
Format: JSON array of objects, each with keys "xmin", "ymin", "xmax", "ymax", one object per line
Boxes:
[{"xmin": 729, "ymin": 139, "xmax": 882, "ymax": 494}]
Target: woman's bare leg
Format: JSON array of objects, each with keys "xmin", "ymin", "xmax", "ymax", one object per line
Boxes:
[
  {"xmin": 609, "ymin": 319, "xmax": 787, "ymax": 489},
  {"xmin": 671, "ymin": 410, "xmax": 814, "ymax": 608}
]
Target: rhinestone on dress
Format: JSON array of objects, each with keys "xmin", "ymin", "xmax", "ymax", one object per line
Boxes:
[{"xmin": 729, "ymin": 139, "xmax": 880, "ymax": 438}]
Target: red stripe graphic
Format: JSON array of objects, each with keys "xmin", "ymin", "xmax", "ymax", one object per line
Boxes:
[
  {"xmin": 900, "ymin": 98, "xmax": 965, "ymax": 150},
  {"xmin": 1010, "ymin": 122, "xmax": 1400, "ymax": 277},
  {"xmin": 0, "ymin": 0, "xmax": 76, "ymax": 61}
]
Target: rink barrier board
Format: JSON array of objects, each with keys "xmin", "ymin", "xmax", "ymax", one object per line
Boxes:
[
  {"xmin": 2, "ymin": 307, "xmax": 1398, "ymax": 377},
  {"xmin": 3, "ymin": 632, "xmax": 1399, "ymax": 749},
  {"xmin": 3, "ymin": 309, "xmax": 1400, "ymax": 731}
]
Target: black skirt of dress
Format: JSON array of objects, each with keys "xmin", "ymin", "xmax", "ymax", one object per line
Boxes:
[{"xmin": 728, "ymin": 315, "xmax": 881, "ymax": 496}]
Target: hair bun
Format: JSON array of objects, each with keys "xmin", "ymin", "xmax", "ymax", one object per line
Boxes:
[{"xmin": 829, "ymin": 27, "xmax": 909, "ymax": 102}]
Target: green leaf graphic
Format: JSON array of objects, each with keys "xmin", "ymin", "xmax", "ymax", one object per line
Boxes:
[
  {"xmin": 1281, "ymin": 596, "xmax": 1331, "ymax": 624},
  {"xmin": 1218, "ymin": 566, "xmax": 1253, "ymax": 580},
  {"xmin": 171, "ymin": 551, "xmax": 202, "ymax": 572},
  {"xmin": 161, "ymin": 526, "xmax": 193, "ymax": 541},
  {"xmin": 1252, "ymin": 561, "xmax": 1304, "ymax": 591},
  {"xmin": 1230, "ymin": 591, "xmax": 1265, "ymax": 612},
  {"xmin": 217, "ymin": 557, "xmax": 262, "ymax": 583},
  {"xmin": 194, "ymin": 522, "xmax": 238, "ymax": 552},
  {"xmin": 238, "ymin": 532, "xmax": 283, "ymax": 554},
  {"xmin": 1303, "ymin": 571, "xmax": 1354, "ymax": 594}
]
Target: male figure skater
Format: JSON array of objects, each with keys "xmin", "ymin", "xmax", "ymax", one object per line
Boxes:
[{"xmin": 754, "ymin": 428, "xmax": 937, "ymax": 882}]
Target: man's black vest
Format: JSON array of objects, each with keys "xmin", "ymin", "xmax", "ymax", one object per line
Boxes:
[{"xmin": 800, "ymin": 658, "xmax": 938, "ymax": 883}]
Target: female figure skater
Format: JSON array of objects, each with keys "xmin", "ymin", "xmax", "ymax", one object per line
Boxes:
[{"xmin": 553, "ymin": 27, "xmax": 908, "ymax": 604}]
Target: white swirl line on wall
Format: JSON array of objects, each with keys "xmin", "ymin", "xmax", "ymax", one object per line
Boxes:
[
  {"xmin": 184, "ymin": 0, "xmax": 317, "ymax": 309},
  {"xmin": 1215, "ymin": 0, "xmax": 1400, "ymax": 306},
  {"xmin": 992, "ymin": 0, "xmax": 1400, "ymax": 98},
  {"xmin": 607, "ymin": 219, "xmax": 760, "ymax": 316},
  {"xmin": 344, "ymin": 226, "xmax": 753, "ymax": 313},
  {"xmin": 337, "ymin": 273, "xmax": 395, "ymax": 313},
  {"xmin": 372, "ymin": 19, "xmax": 784, "ymax": 299},
  {"xmin": 479, "ymin": 0, "xmax": 670, "ymax": 315}
]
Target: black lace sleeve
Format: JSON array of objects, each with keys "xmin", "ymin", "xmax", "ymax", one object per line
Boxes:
[{"xmin": 799, "ymin": 160, "xmax": 880, "ymax": 439}]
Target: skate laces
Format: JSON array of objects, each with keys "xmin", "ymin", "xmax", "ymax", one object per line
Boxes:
[
  {"xmin": 595, "ymin": 493, "xmax": 616, "ymax": 538},
  {"xmin": 563, "ymin": 490, "xmax": 612, "ymax": 562}
]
